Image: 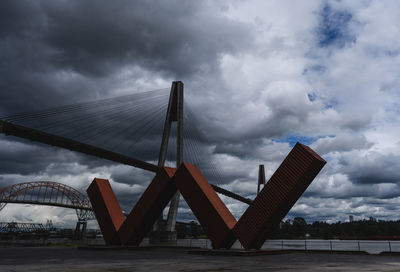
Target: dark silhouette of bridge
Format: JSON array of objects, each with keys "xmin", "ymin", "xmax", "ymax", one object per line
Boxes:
[
  {"xmin": 0, "ymin": 181, "xmax": 94, "ymax": 222},
  {"xmin": 0, "ymin": 181, "xmax": 95, "ymax": 238}
]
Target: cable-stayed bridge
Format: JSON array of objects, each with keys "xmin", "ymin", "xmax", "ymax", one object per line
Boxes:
[{"xmin": 0, "ymin": 81, "xmax": 252, "ymax": 238}]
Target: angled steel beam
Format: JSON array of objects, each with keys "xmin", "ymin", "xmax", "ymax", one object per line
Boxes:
[
  {"xmin": 87, "ymin": 168, "xmax": 177, "ymax": 246},
  {"xmin": 233, "ymin": 143, "xmax": 327, "ymax": 249},
  {"xmin": 211, "ymin": 184, "xmax": 253, "ymax": 205},
  {"xmin": 0, "ymin": 120, "xmax": 158, "ymax": 172},
  {"xmin": 172, "ymin": 163, "xmax": 237, "ymax": 249}
]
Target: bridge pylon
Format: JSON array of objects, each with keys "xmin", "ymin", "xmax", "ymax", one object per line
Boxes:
[
  {"xmin": 150, "ymin": 81, "xmax": 183, "ymax": 244},
  {"xmin": 257, "ymin": 164, "xmax": 266, "ymax": 195}
]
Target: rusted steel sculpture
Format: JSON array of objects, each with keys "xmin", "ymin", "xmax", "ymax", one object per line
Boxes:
[
  {"xmin": 87, "ymin": 178, "xmax": 125, "ymax": 245},
  {"xmin": 118, "ymin": 167, "xmax": 177, "ymax": 245},
  {"xmin": 233, "ymin": 143, "xmax": 326, "ymax": 249},
  {"xmin": 88, "ymin": 142, "xmax": 326, "ymax": 249},
  {"xmin": 172, "ymin": 163, "xmax": 237, "ymax": 249},
  {"xmin": 87, "ymin": 167, "xmax": 176, "ymax": 246}
]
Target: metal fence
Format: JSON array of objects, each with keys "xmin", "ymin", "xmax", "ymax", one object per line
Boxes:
[
  {"xmin": 86, "ymin": 238, "xmax": 400, "ymax": 254},
  {"xmin": 171, "ymin": 239, "xmax": 400, "ymax": 254},
  {"xmin": 261, "ymin": 239, "xmax": 400, "ymax": 254}
]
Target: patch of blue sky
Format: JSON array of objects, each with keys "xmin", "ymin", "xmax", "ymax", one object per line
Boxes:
[
  {"xmin": 323, "ymin": 98, "xmax": 338, "ymax": 110},
  {"xmin": 317, "ymin": 4, "xmax": 355, "ymax": 48},
  {"xmin": 306, "ymin": 92, "xmax": 338, "ymax": 111},
  {"xmin": 303, "ymin": 64, "xmax": 326, "ymax": 75},
  {"xmin": 365, "ymin": 47, "xmax": 400, "ymax": 58},
  {"xmin": 273, "ymin": 134, "xmax": 323, "ymax": 147},
  {"xmin": 307, "ymin": 92, "xmax": 317, "ymax": 102}
]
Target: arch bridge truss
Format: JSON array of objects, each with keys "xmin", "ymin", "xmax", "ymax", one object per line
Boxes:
[{"xmin": 0, "ymin": 181, "xmax": 95, "ymax": 222}]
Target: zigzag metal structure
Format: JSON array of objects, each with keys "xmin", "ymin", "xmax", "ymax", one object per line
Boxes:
[
  {"xmin": 0, "ymin": 181, "xmax": 95, "ymax": 222},
  {"xmin": 88, "ymin": 142, "xmax": 326, "ymax": 249},
  {"xmin": 0, "ymin": 81, "xmax": 326, "ymax": 246}
]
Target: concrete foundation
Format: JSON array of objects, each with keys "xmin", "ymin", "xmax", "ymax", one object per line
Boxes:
[{"xmin": 149, "ymin": 231, "xmax": 177, "ymax": 244}]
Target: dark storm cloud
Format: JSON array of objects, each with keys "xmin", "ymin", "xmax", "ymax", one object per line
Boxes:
[
  {"xmin": 0, "ymin": 136, "xmax": 76, "ymax": 175},
  {"xmin": 340, "ymin": 152, "xmax": 400, "ymax": 185},
  {"xmin": 109, "ymin": 165, "xmax": 155, "ymax": 187},
  {"xmin": 0, "ymin": 135, "xmax": 117, "ymax": 176},
  {"xmin": 0, "ymin": 0, "xmax": 253, "ymax": 114},
  {"xmin": 0, "ymin": 1, "xmax": 42, "ymax": 37},
  {"xmin": 43, "ymin": 1, "xmax": 253, "ymax": 77},
  {"xmin": 214, "ymin": 139, "xmax": 265, "ymax": 159},
  {"xmin": 0, "ymin": 0, "xmax": 254, "ymax": 189},
  {"xmin": 213, "ymin": 139, "xmax": 289, "ymax": 163}
]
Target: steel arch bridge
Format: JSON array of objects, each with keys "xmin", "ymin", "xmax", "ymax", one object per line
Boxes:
[{"xmin": 0, "ymin": 181, "xmax": 95, "ymax": 222}]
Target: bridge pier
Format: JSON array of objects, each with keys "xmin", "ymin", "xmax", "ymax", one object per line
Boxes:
[{"xmin": 74, "ymin": 221, "xmax": 87, "ymax": 240}]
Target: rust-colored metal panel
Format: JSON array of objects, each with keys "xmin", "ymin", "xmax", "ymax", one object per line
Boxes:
[
  {"xmin": 233, "ymin": 142, "xmax": 326, "ymax": 249},
  {"xmin": 172, "ymin": 163, "xmax": 237, "ymax": 249},
  {"xmin": 118, "ymin": 167, "xmax": 177, "ymax": 245},
  {"xmin": 86, "ymin": 178, "xmax": 125, "ymax": 245}
]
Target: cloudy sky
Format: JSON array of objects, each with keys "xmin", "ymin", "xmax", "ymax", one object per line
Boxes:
[{"xmin": 1, "ymin": 0, "xmax": 400, "ymax": 228}]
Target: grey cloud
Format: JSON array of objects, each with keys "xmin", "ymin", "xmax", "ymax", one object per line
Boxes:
[
  {"xmin": 213, "ymin": 140, "xmax": 291, "ymax": 169},
  {"xmin": 0, "ymin": 0, "xmax": 254, "ymax": 115},
  {"xmin": 0, "ymin": 136, "xmax": 76, "ymax": 175},
  {"xmin": 42, "ymin": 1, "xmax": 253, "ymax": 78},
  {"xmin": 109, "ymin": 165, "xmax": 155, "ymax": 187},
  {"xmin": 340, "ymin": 114, "xmax": 372, "ymax": 131},
  {"xmin": 305, "ymin": 182, "xmax": 400, "ymax": 200},
  {"xmin": 311, "ymin": 134, "xmax": 373, "ymax": 155},
  {"xmin": 341, "ymin": 152, "xmax": 400, "ymax": 185},
  {"xmin": 196, "ymin": 83, "xmax": 324, "ymax": 145},
  {"xmin": 214, "ymin": 139, "xmax": 265, "ymax": 159},
  {"xmin": 0, "ymin": 135, "xmax": 116, "ymax": 176},
  {"xmin": 287, "ymin": 195, "xmax": 400, "ymax": 222},
  {"xmin": 0, "ymin": 1, "xmax": 42, "ymax": 37}
]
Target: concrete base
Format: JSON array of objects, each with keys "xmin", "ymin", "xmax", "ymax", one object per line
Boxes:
[
  {"xmin": 149, "ymin": 231, "xmax": 177, "ymax": 245},
  {"xmin": 187, "ymin": 249, "xmax": 370, "ymax": 256},
  {"xmin": 3, "ymin": 247, "xmax": 400, "ymax": 271},
  {"xmin": 188, "ymin": 249, "xmax": 294, "ymax": 256}
]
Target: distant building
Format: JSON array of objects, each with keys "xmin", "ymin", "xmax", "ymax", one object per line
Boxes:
[{"xmin": 349, "ymin": 215, "xmax": 354, "ymax": 222}]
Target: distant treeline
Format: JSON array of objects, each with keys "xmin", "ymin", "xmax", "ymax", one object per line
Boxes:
[
  {"xmin": 176, "ymin": 218, "xmax": 400, "ymax": 240},
  {"xmin": 269, "ymin": 217, "xmax": 400, "ymax": 240}
]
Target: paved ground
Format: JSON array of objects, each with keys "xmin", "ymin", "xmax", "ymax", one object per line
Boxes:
[{"xmin": 1, "ymin": 246, "xmax": 400, "ymax": 271}]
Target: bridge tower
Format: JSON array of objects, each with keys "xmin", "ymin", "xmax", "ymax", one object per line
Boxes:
[
  {"xmin": 257, "ymin": 164, "xmax": 265, "ymax": 195},
  {"xmin": 151, "ymin": 81, "xmax": 183, "ymax": 243}
]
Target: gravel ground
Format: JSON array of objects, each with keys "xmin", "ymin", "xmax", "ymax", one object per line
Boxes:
[{"xmin": 1, "ymin": 246, "xmax": 400, "ymax": 271}]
